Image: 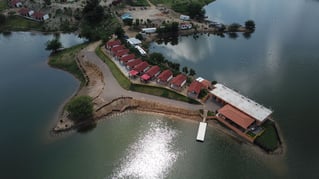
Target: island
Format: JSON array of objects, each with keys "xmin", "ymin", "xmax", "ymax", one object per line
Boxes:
[{"xmin": 1, "ymin": 0, "xmax": 282, "ymax": 154}]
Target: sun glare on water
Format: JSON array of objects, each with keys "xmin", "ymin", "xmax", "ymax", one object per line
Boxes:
[{"xmin": 109, "ymin": 120, "xmax": 180, "ymax": 179}]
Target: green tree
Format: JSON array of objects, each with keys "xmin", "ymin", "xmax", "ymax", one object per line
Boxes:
[
  {"xmin": 67, "ymin": 96, "xmax": 93, "ymax": 121},
  {"xmin": 198, "ymin": 89, "xmax": 208, "ymax": 99},
  {"xmin": 245, "ymin": 20, "xmax": 255, "ymax": 30},
  {"xmin": 189, "ymin": 68, "xmax": 196, "ymax": 76},
  {"xmin": 187, "ymin": 2, "xmax": 206, "ymax": 19},
  {"xmin": 182, "ymin": 66, "xmax": 188, "ymax": 74},
  {"xmin": 149, "ymin": 53, "xmax": 165, "ymax": 63},
  {"xmin": 228, "ymin": 23, "xmax": 241, "ymax": 32},
  {"xmin": 83, "ymin": 0, "xmax": 105, "ymax": 24},
  {"xmin": 114, "ymin": 26, "xmax": 125, "ymax": 39},
  {"xmin": 46, "ymin": 38, "xmax": 63, "ymax": 53},
  {"xmin": 0, "ymin": 14, "xmax": 6, "ymax": 26},
  {"xmin": 136, "ymin": 33, "xmax": 143, "ymax": 40},
  {"xmin": 123, "ymin": 18, "xmax": 133, "ymax": 26}
]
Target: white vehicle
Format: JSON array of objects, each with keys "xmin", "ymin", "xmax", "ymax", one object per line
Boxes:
[
  {"xmin": 180, "ymin": 14, "xmax": 190, "ymax": 21},
  {"xmin": 141, "ymin": 28, "xmax": 157, "ymax": 34}
]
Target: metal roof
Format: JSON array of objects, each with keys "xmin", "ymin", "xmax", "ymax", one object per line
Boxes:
[
  {"xmin": 210, "ymin": 83, "xmax": 273, "ymax": 122},
  {"xmin": 218, "ymin": 105, "xmax": 255, "ymax": 129}
]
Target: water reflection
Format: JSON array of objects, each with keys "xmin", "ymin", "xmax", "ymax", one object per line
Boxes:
[
  {"xmin": 151, "ymin": 35, "xmax": 214, "ymax": 63},
  {"xmin": 110, "ymin": 120, "xmax": 179, "ymax": 179}
]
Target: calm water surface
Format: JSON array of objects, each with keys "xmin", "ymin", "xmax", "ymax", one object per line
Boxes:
[{"xmin": 1, "ymin": 0, "xmax": 319, "ymax": 178}]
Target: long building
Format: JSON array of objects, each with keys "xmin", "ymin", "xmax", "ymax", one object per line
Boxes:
[{"xmin": 210, "ymin": 83, "xmax": 273, "ymax": 142}]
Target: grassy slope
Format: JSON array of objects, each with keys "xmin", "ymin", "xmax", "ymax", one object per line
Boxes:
[
  {"xmin": 254, "ymin": 120, "xmax": 280, "ymax": 152},
  {"xmin": 96, "ymin": 46, "xmax": 200, "ymax": 104},
  {"xmin": 1, "ymin": 16, "xmax": 43, "ymax": 31},
  {"xmin": 49, "ymin": 43, "xmax": 88, "ymax": 86},
  {"xmin": 0, "ymin": 0, "xmax": 7, "ymax": 11}
]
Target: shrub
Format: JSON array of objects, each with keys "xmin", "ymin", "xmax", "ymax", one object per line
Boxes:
[{"xmin": 67, "ymin": 96, "xmax": 93, "ymax": 121}]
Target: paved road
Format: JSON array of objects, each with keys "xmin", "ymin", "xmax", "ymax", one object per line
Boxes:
[{"xmin": 78, "ymin": 42, "xmax": 220, "ymax": 112}]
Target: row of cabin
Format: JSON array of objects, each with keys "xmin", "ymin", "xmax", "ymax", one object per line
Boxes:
[
  {"xmin": 105, "ymin": 40, "xmax": 211, "ymax": 98},
  {"xmin": 18, "ymin": 8, "xmax": 49, "ymax": 21}
]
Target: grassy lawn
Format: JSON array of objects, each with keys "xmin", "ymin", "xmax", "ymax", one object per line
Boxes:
[
  {"xmin": 254, "ymin": 120, "xmax": 280, "ymax": 152},
  {"xmin": 49, "ymin": 43, "xmax": 88, "ymax": 86},
  {"xmin": 130, "ymin": 84, "xmax": 200, "ymax": 104},
  {"xmin": 1, "ymin": 16, "xmax": 43, "ymax": 31},
  {"xmin": 96, "ymin": 46, "xmax": 200, "ymax": 104},
  {"xmin": 0, "ymin": 0, "xmax": 7, "ymax": 11},
  {"xmin": 95, "ymin": 47, "xmax": 131, "ymax": 90}
]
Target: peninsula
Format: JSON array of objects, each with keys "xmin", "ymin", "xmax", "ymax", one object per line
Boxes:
[{"xmin": 1, "ymin": 0, "xmax": 281, "ymax": 154}]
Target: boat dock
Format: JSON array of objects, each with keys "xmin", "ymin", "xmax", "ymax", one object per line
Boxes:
[
  {"xmin": 196, "ymin": 122, "xmax": 207, "ymax": 142},
  {"xmin": 196, "ymin": 110, "xmax": 208, "ymax": 142}
]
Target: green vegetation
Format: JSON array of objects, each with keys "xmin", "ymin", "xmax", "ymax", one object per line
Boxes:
[
  {"xmin": 255, "ymin": 120, "xmax": 280, "ymax": 152},
  {"xmin": 228, "ymin": 23, "xmax": 241, "ymax": 32},
  {"xmin": 207, "ymin": 110, "xmax": 214, "ymax": 116},
  {"xmin": 245, "ymin": 20, "xmax": 255, "ymax": 30},
  {"xmin": 130, "ymin": 84, "xmax": 200, "ymax": 104},
  {"xmin": 80, "ymin": 0, "xmax": 119, "ymax": 41},
  {"xmin": 0, "ymin": 14, "xmax": 5, "ymax": 26},
  {"xmin": 48, "ymin": 43, "xmax": 87, "ymax": 86},
  {"xmin": 96, "ymin": 46, "xmax": 200, "ymax": 104},
  {"xmin": 198, "ymin": 89, "xmax": 208, "ymax": 99},
  {"xmin": 95, "ymin": 46, "xmax": 131, "ymax": 89},
  {"xmin": 46, "ymin": 37, "xmax": 63, "ymax": 53},
  {"xmin": 67, "ymin": 96, "xmax": 93, "ymax": 121},
  {"xmin": 0, "ymin": 1, "xmax": 8, "ymax": 11},
  {"xmin": 126, "ymin": 0, "xmax": 149, "ymax": 6},
  {"xmin": 0, "ymin": 15, "xmax": 43, "ymax": 31}
]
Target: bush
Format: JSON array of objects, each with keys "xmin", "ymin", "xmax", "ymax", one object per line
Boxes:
[{"xmin": 67, "ymin": 96, "xmax": 93, "ymax": 121}]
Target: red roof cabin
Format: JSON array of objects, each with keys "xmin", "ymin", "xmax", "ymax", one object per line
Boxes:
[
  {"xmin": 187, "ymin": 81, "xmax": 204, "ymax": 98},
  {"xmin": 170, "ymin": 74, "xmax": 187, "ymax": 91},
  {"xmin": 120, "ymin": 54, "xmax": 135, "ymax": 65},
  {"xmin": 115, "ymin": 49, "xmax": 129, "ymax": 60},
  {"xmin": 19, "ymin": 8, "xmax": 29, "ymax": 16},
  {"xmin": 106, "ymin": 40, "xmax": 121, "ymax": 49},
  {"xmin": 140, "ymin": 65, "xmax": 161, "ymax": 82},
  {"xmin": 126, "ymin": 59, "xmax": 142, "ymax": 70},
  {"xmin": 10, "ymin": 0, "xmax": 22, "ymax": 7},
  {"xmin": 196, "ymin": 77, "xmax": 212, "ymax": 90},
  {"xmin": 32, "ymin": 11, "xmax": 49, "ymax": 21},
  {"xmin": 129, "ymin": 61, "xmax": 150, "ymax": 77},
  {"xmin": 111, "ymin": 45, "xmax": 125, "ymax": 55},
  {"xmin": 157, "ymin": 69, "xmax": 173, "ymax": 85}
]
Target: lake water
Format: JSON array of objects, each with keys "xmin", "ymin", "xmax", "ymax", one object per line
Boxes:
[{"xmin": 1, "ymin": 0, "xmax": 319, "ymax": 178}]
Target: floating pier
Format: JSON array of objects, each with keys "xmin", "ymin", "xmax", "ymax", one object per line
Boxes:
[{"xmin": 196, "ymin": 122, "xmax": 207, "ymax": 142}]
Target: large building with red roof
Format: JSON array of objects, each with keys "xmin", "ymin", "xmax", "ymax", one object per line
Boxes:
[
  {"xmin": 157, "ymin": 69, "xmax": 173, "ymax": 85},
  {"xmin": 170, "ymin": 74, "xmax": 187, "ymax": 91},
  {"xmin": 218, "ymin": 104, "xmax": 255, "ymax": 132},
  {"xmin": 187, "ymin": 81, "xmax": 204, "ymax": 98}
]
